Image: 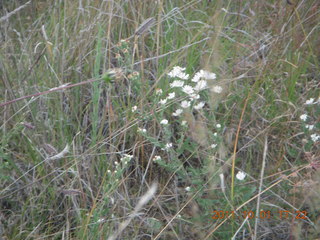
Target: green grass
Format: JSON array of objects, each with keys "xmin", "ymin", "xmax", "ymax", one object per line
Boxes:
[{"xmin": 0, "ymin": 0, "xmax": 319, "ymax": 239}]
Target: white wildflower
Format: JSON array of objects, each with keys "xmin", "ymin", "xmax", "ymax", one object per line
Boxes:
[
  {"xmin": 213, "ymin": 132, "xmax": 218, "ymax": 137},
  {"xmin": 159, "ymin": 98, "xmax": 167, "ymax": 105},
  {"xmin": 132, "ymin": 106, "xmax": 137, "ymax": 112},
  {"xmin": 300, "ymin": 114, "xmax": 308, "ymax": 121},
  {"xmin": 163, "ymin": 142, "xmax": 173, "ymax": 150},
  {"xmin": 169, "ymin": 66, "xmax": 185, "ymax": 74},
  {"xmin": 185, "ymin": 186, "xmax": 191, "ymax": 192},
  {"xmin": 167, "ymin": 92, "xmax": 175, "ymax": 99},
  {"xmin": 216, "ymin": 124, "xmax": 221, "ymax": 128},
  {"xmin": 155, "ymin": 88, "xmax": 163, "ymax": 95},
  {"xmin": 181, "ymin": 120, "xmax": 187, "ymax": 126},
  {"xmin": 160, "ymin": 119, "xmax": 168, "ymax": 125},
  {"xmin": 194, "ymin": 102, "xmax": 205, "ymax": 110},
  {"xmin": 211, "ymin": 85, "xmax": 223, "ymax": 93},
  {"xmin": 201, "ymin": 70, "xmax": 216, "ymax": 80},
  {"xmin": 181, "ymin": 100, "xmax": 191, "ymax": 108},
  {"xmin": 172, "ymin": 109, "xmax": 183, "ymax": 116},
  {"xmin": 211, "ymin": 144, "xmax": 217, "ymax": 149},
  {"xmin": 191, "ymin": 69, "xmax": 216, "ymax": 82},
  {"xmin": 170, "ymin": 80, "xmax": 185, "ymax": 88},
  {"xmin": 189, "ymin": 93, "xmax": 200, "ymax": 100},
  {"xmin": 153, "ymin": 155, "xmax": 161, "ymax": 162},
  {"xmin": 182, "ymin": 85, "xmax": 194, "ymax": 95},
  {"xmin": 236, "ymin": 171, "xmax": 246, "ymax": 181},
  {"xmin": 138, "ymin": 128, "xmax": 147, "ymax": 133},
  {"xmin": 306, "ymin": 125, "xmax": 314, "ymax": 130},
  {"xmin": 305, "ymin": 98, "xmax": 315, "ymax": 105},
  {"xmin": 168, "ymin": 66, "xmax": 189, "ymax": 80},
  {"xmin": 191, "ymin": 71, "xmax": 202, "ymax": 82},
  {"xmin": 194, "ymin": 80, "xmax": 208, "ymax": 91},
  {"xmin": 310, "ymin": 134, "xmax": 320, "ymax": 142},
  {"xmin": 121, "ymin": 154, "xmax": 133, "ymax": 162}
]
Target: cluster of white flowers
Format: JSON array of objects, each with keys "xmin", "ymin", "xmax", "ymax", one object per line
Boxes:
[
  {"xmin": 305, "ymin": 98, "xmax": 320, "ymax": 105},
  {"xmin": 161, "ymin": 142, "xmax": 172, "ymax": 151},
  {"xmin": 168, "ymin": 66, "xmax": 189, "ymax": 80},
  {"xmin": 208, "ymin": 124, "xmax": 222, "ymax": 151},
  {"xmin": 152, "ymin": 66, "xmax": 222, "ymax": 152},
  {"xmin": 305, "ymin": 98, "xmax": 315, "ymax": 105},
  {"xmin": 194, "ymin": 80, "xmax": 208, "ymax": 92},
  {"xmin": 107, "ymin": 154, "xmax": 133, "ymax": 176},
  {"xmin": 170, "ymin": 80, "xmax": 185, "ymax": 88},
  {"xmin": 311, "ymin": 134, "xmax": 320, "ymax": 142},
  {"xmin": 236, "ymin": 171, "xmax": 246, "ymax": 181},
  {"xmin": 157, "ymin": 67, "xmax": 221, "ymax": 130},
  {"xmin": 300, "ymin": 97, "xmax": 319, "ymax": 143},
  {"xmin": 132, "ymin": 105, "xmax": 137, "ymax": 112},
  {"xmin": 167, "ymin": 66, "xmax": 221, "ymax": 111},
  {"xmin": 120, "ymin": 154, "xmax": 133, "ymax": 163},
  {"xmin": 182, "ymin": 85, "xmax": 194, "ymax": 95},
  {"xmin": 306, "ymin": 124, "xmax": 314, "ymax": 130},
  {"xmin": 300, "ymin": 114, "xmax": 308, "ymax": 121}
]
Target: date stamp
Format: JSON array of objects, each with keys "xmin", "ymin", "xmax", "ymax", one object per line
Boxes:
[{"xmin": 211, "ymin": 210, "xmax": 308, "ymax": 220}]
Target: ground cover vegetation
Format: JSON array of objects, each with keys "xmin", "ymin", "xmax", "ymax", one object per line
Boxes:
[{"xmin": 0, "ymin": 0, "xmax": 319, "ymax": 239}]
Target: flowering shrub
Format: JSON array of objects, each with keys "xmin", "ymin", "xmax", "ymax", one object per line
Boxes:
[{"xmin": 131, "ymin": 66, "xmax": 229, "ymax": 221}]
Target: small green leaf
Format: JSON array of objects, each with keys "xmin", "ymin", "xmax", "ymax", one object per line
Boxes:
[{"xmin": 102, "ymin": 72, "xmax": 113, "ymax": 84}]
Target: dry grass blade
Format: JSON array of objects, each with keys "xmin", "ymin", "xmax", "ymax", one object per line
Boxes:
[
  {"xmin": 134, "ymin": 17, "xmax": 156, "ymax": 36},
  {"xmin": 107, "ymin": 183, "xmax": 157, "ymax": 240},
  {"xmin": 0, "ymin": 1, "xmax": 31, "ymax": 23},
  {"xmin": 253, "ymin": 135, "xmax": 268, "ymax": 240}
]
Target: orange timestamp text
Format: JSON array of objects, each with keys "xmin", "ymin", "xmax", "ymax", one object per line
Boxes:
[{"xmin": 211, "ymin": 210, "xmax": 308, "ymax": 220}]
